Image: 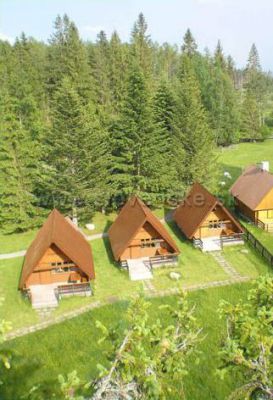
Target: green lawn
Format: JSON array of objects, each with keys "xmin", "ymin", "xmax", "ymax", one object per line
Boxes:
[
  {"xmin": 1, "ymin": 283, "xmax": 251, "ymax": 400},
  {"xmin": 241, "ymin": 220, "xmax": 273, "ymax": 253},
  {"xmin": 152, "ymin": 222, "xmax": 228, "ymax": 290},
  {"xmin": 218, "ymin": 139, "xmax": 273, "ymax": 183},
  {"xmin": 223, "ymin": 243, "xmax": 272, "ymax": 277},
  {"xmin": 1, "ymin": 220, "xmax": 270, "ymax": 332},
  {"xmin": 0, "ymin": 230, "xmax": 38, "ymax": 254}
]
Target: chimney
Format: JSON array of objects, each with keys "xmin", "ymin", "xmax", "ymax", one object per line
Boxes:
[{"xmin": 258, "ymin": 161, "xmax": 269, "ymax": 172}]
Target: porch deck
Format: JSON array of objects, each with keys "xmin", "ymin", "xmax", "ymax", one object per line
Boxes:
[
  {"xmin": 193, "ymin": 233, "xmax": 244, "ymax": 252},
  {"xmin": 28, "ymin": 282, "xmax": 91, "ymax": 309}
]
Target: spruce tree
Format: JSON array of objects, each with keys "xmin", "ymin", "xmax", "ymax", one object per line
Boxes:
[
  {"xmin": 241, "ymin": 44, "xmax": 266, "ymax": 138},
  {"xmin": 210, "ymin": 46, "xmax": 239, "ymax": 145},
  {"xmin": 109, "ymin": 31, "xmax": 128, "ymax": 112},
  {"xmin": 45, "ymin": 77, "xmax": 109, "ymax": 221},
  {"xmin": 110, "ymin": 63, "xmax": 171, "ymax": 206},
  {"xmin": 181, "ymin": 29, "xmax": 198, "ymax": 56},
  {"xmin": 47, "ymin": 14, "xmax": 94, "ymax": 101},
  {"xmin": 175, "ymin": 55, "xmax": 216, "ymax": 189},
  {"xmin": 240, "ymin": 93, "xmax": 262, "ymax": 140},
  {"xmin": 90, "ymin": 31, "xmax": 112, "ymax": 108},
  {"xmin": 131, "ymin": 13, "xmax": 153, "ymax": 79},
  {"xmin": 152, "ymin": 79, "xmax": 183, "ymax": 198},
  {"xmin": 0, "ymin": 91, "xmax": 43, "ymax": 233}
]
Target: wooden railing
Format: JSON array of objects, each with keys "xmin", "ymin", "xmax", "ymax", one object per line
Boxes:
[
  {"xmin": 150, "ymin": 254, "xmax": 178, "ymax": 268},
  {"xmin": 220, "ymin": 233, "xmax": 244, "ymax": 246},
  {"xmin": 57, "ymin": 283, "xmax": 92, "ymax": 297},
  {"xmin": 193, "ymin": 238, "xmax": 203, "ymax": 250},
  {"xmin": 257, "ymin": 219, "xmax": 273, "ymax": 233}
]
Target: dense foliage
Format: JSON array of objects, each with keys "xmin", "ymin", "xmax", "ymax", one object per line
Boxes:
[
  {"xmin": 218, "ymin": 276, "xmax": 273, "ymax": 400},
  {"xmin": 0, "ymin": 13, "xmax": 272, "ymax": 232}
]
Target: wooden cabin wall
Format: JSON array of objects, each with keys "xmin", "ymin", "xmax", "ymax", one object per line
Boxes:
[
  {"xmin": 256, "ymin": 188, "xmax": 273, "ymax": 217},
  {"xmin": 120, "ymin": 222, "xmax": 172, "ymax": 260},
  {"xmin": 234, "ymin": 199, "xmax": 256, "ymax": 222},
  {"xmin": 26, "ymin": 244, "xmax": 85, "ymax": 287},
  {"xmin": 193, "ymin": 206, "xmax": 239, "ymax": 239}
]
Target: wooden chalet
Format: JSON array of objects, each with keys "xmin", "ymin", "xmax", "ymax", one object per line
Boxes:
[
  {"xmin": 19, "ymin": 209, "xmax": 95, "ymax": 308},
  {"xmin": 174, "ymin": 183, "xmax": 244, "ymax": 251},
  {"xmin": 108, "ymin": 196, "xmax": 179, "ymax": 279},
  {"xmin": 230, "ymin": 163, "xmax": 273, "ymax": 232}
]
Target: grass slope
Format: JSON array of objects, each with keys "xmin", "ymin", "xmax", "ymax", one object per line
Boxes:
[
  {"xmin": 219, "ymin": 139, "xmax": 273, "ymax": 184},
  {"xmin": 1, "ymin": 284, "xmax": 251, "ymax": 400}
]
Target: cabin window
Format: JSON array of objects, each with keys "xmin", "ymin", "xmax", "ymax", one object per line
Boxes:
[
  {"xmin": 208, "ymin": 220, "xmax": 225, "ymax": 229},
  {"xmin": 50, "ymin": 261, "xmax": 75, "ymax": 268},
  {"xmin": 140, "ymin": 238, "xmax": 158, "ymax": 248}
]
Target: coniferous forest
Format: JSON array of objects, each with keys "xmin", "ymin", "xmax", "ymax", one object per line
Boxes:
[{"xmin": 1, "ymin": 13, "xmax": 273, "ymax": 233}]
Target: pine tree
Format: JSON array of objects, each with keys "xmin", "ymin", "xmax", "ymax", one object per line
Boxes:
[
  {"xmin": 181, "ymin": 29, "xmax": 198, "ymax": 56},
  {"xmin": 110, "ymin": 63, "xmax": 171, "ymax": 206},
  {"xmin": 175, "ymin": 55, "xmax": 216, "ymax": 189},
  {"xmin": 45, "ymin": 77, "xmax": 109, "ymax": 221}
]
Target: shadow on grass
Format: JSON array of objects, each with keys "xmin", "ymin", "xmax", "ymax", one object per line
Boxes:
[
  {"xmin": 102, "ymin": 220, "xmax": 120, "ymax": 270},
  {"xmin": 0, "ymin": 349, "xmax": 58, "ymax": 399}
]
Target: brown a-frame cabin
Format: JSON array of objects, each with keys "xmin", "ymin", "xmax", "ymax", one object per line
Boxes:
[
  {"xmin": 108, "ymin": 196, "xmax": 180, "ymax": 270},
  {"xmin": 19, "ymin": 209, "xmax": 95, "ymax": 307},
  {"xmin": 174, "ymin": 183, "xmax": 244, "ymax": 251}
]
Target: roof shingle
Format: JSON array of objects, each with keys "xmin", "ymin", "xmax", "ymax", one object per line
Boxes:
[{"xmin": 19, "ymin": 209, "xmax": 95, "ymax": 289}]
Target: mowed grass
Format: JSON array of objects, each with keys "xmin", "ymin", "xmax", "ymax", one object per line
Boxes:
[
  {"xmin": 0, "ymin": 230, "xmax": 38, "ymax": 254},
  {"xmin": 1, "ymin": 220, "xmax": 271, "ymax": 330},
  {"xmin": 223, "ymin": 243, "xmax": 272, "ymax": 278},
  {"xmin": 0, "ymin": 239, "xmax": 142, "ymax": 329},
  {"xmin": 218, "ymin": 139, "xmax": 273, "ymax": 183},
  {"xmin": 241, "ymin": 220, "xmax": 273, "ymax": 253},
  {"xmin": 1, "ymin": 283, "xmax": 251, "ymax": 400},
  {"xmin": 152, "ymin": 222, "xmax": 228, "ymax": 290}
]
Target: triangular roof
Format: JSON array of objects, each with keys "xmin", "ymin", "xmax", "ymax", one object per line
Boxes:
[
  {"xmin": 108, "ymin": 196, "xmax": 180, "ymax": 261},
  {"xmin": 230, "ymin": 165, "xmax": 273, "ymax": 210},
  {"xmin": 174, "ymin": 182, "xmax": 243, "ymax": 239},
  {"xmin": 19, "ymin": 209, "xmax": 95, "ymax": 289}
]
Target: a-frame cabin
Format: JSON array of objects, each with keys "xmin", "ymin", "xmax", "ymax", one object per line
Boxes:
[
  {"xmin": 19, "ymin": 209, "xmax": 95, "ymax": 308},
  {"xmin": 230, "ymin": 163, "xmax": 273, "ymax": 232},
  {"xmin": 108, "ymin": 196, "xmax": 179, "ymax": 278},
  {"xmin": 174, "ymin": 183, "xmax": 244, "ymax": 252}
]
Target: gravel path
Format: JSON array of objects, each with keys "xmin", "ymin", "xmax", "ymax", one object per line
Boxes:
[{"xmin": 211, "ymin": 251, "xmax": 245, "ymax": 279}]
